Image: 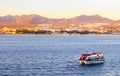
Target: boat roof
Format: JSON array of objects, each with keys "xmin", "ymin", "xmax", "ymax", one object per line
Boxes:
[
  {"xmin": 92, "ymin": 52, "xmax": 101, "ymax": 54},
  {"xmin": 82, "ymin": 54, "xmax": 92, "ymax": 56},
  {"xmin": 82, "ymin": 52, "xmax": 102, "ymax": 56}
]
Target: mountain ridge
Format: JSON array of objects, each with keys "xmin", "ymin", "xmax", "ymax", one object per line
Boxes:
[{"xmin": 0, "ymin": 14, "xmax": 115, "ymax": 24}]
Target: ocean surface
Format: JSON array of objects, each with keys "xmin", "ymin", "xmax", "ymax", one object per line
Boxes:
[{"xmin": 0, "ymin": 35, "xmax": 120, "ymax": 76}]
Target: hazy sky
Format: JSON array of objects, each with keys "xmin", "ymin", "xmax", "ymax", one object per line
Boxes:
[{"xmin": 0, "ymin": 0, "xmax": 120, "ymax": 20}]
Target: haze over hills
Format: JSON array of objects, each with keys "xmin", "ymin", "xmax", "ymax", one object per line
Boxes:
[{"xmin": 0, "ymin": 14, "xmax": 115, "ymax": 24}]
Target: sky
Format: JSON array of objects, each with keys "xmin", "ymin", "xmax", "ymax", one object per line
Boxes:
[{"xmin": 0, "ymin": 0, "xmax": 120, "ymax": 20}]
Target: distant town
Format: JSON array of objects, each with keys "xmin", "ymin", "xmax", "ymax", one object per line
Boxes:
[
  {"xmin": 0, "ymin": 14, "xmax": 120, "ymax": 35},
  {"xmin": 0, "ymin": 23, "xmax": 120, "ymax": 35}
]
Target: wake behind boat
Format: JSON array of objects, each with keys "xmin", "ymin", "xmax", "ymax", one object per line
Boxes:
[{"xmin": 79, "ymin": 52, "xmax": 105, "ymax": 65}]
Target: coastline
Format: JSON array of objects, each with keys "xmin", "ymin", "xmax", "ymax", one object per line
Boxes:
[{"xmin": 0, "ymin": 33, "xmax": 120, "ymax": 36}]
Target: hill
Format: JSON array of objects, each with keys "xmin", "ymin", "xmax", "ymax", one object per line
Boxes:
[{"xmin": 0, "ymin": 14, "xmax": 114, "ymax": 24}]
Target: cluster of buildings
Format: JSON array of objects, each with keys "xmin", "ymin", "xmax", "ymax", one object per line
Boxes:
[
  {"xmin": 0, "ymin": 27, "xmax": 16, "ymax": 34},
  {"xmin": 0, "ymin": 23, "xmax": 116, "ymax": 35}
]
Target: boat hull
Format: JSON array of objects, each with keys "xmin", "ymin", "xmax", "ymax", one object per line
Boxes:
[{"xmin": 79, "ymin": 60, "xmax": 104, "ymax": 65}]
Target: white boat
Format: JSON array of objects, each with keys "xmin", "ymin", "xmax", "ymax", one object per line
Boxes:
[{"xmin": 79, "ymin": 52, "xmax": 105, "ymax": 65}]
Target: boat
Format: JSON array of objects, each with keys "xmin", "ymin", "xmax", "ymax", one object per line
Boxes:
[{"xmin": 79, "ymin": 52, "xmax": 105, "ymax": 65}]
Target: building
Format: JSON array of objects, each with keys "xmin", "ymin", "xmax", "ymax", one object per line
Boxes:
[{"xmin": 1, "ymin": 27, "xmax": 16, "ymax": 34}]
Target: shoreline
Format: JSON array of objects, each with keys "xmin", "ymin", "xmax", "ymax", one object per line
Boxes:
[{"xmin": 0, "ymin": 33, "xmax": 120, "ymax": 36}]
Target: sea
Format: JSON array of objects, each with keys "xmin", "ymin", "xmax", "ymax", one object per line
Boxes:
[{"xmin": 0, "ymin": 35, "xmax": 120, "ymax": 76}]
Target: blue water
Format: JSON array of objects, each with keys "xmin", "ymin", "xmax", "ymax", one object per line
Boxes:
[{"xmin": 0, "ymin": 35, "xmax": 120, "ymax": 76}]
